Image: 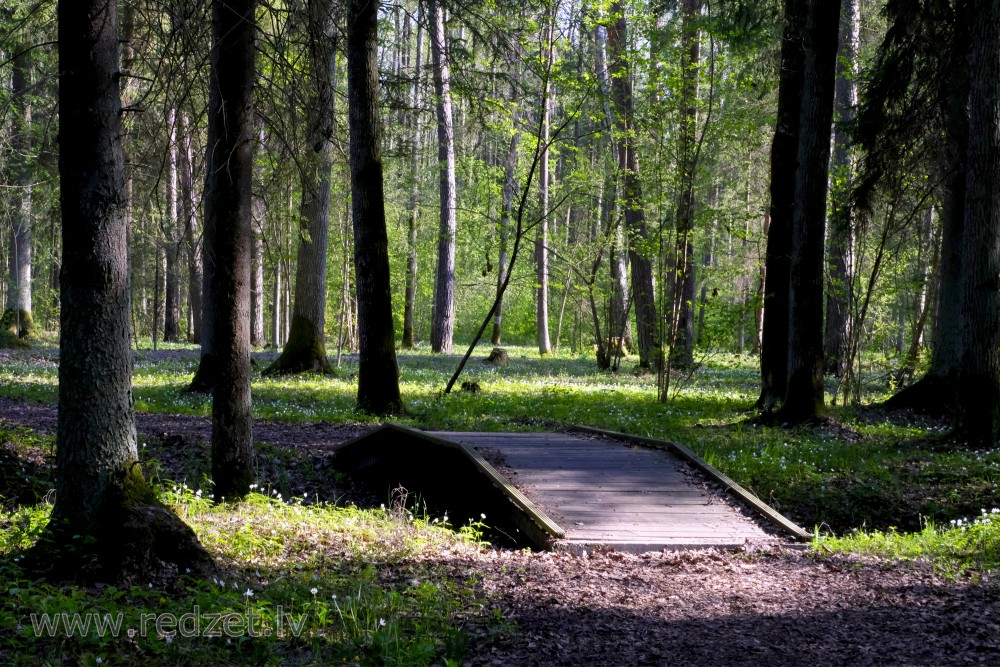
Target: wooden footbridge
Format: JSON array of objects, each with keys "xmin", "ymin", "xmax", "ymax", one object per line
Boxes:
[{"xmin": 332, "ymin": 424, "xmax": 809, "ymax": 553}]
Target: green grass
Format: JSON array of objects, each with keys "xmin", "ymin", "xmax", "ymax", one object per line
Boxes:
[
  {"xmin": 815, "ymin": 510, "xmax": 1000, "ymax": 577},
  {"xmin": 3, "ymin": 344, "xmax": 1000, "ymax": 536},
  {"xmin": 2, "ymin": 339, "xmax": 1000, "ymax": 663},
  {"xmin": 1, "ymin": 470, "xmax": 499, "ymax": 665}
]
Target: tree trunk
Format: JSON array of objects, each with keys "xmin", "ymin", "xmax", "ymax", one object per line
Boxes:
[
  {"xmin": 402, "ymin": 9, "xmax": 424, "ymax": 349},
  {"xmin": 187, "ymin": 127, "xmax": 219, "ymax": 390},
  {"xmin": 594, "ymin": 25, "xmax": 632, "ymax": 353},
  {"xmin": 152, "ymin": 248, "xmax": 163, "ymax": 349},
  {"xmin": 697, "ymin": 211, "xmax": 717, "ymax": 347},
  {"xmin": 672, "ymin": 0, "xmax": 702, "ymax": 369},
  {"xmin": 896, "ymin": 206, "xmax": 938, "ymax": 385},
  {"xmin": 823, "ymin": 0, "xmax": 859, "ymax": 376},
  {"xmin": 163, "ymin": 108, "xmax": 182, "ymax": 343},
  {"xmin": 348, "ymin": 0, "xmax": 403, "ymax": 415},
  {"xmin": 207, "ymin": 0, "xmax": 256, "ymax": 502},
  {"xmin": 883, "ymin": 4, "xmax": 972, "ymax": 415},
  {"xmin": 181, "ymin": 112, "xmax": 203, "ymax": 344},
  {"xmin": 429, "ymin": 0, "xmax": 457, "ymax": 353},
  {"xmin": 250, "ymin": 122, "xmax": 266, "ymax": 348},
  {"xmin": 33, "ymin": 0, "xmax": 210, "ymax": 583},
  {"xmin": 492, "ymin": 129, "xmax": 518, "ymax": 345},
  {"xmin": 271, "ymin": 266, "xmax": 282, "ymax": 348},
  {"xmin": 5, "ymin": 43, "xmax": 32, "ymax": 337},
  {"xmin": 776, "ymin": 0, "xmax": 842, "ymax": 425},
  {"xmin": 757, "ymin": 0, "xmax": 806, "ymax": 410},
  {"xmin": 954, "ymin": 0, "xmax": 1000, "ymax": 443},
  {"xmin": 250, "ymin": 233, "xmax": 264, "ymax": 346},
  {"xmin": 536, "ymin": 15, "xmax": 554, "ymax": 356},
  {"xmin": 267, "ymin": 0, "xmax": 336, "ymax": 375},
  {"xmin": 606, "ymin": 3, "xmax": 659, "ymax": 369}
]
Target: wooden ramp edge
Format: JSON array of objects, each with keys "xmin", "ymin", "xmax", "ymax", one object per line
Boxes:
[
  {"xmin": 332, "ymin": 423, "xmax": 565, "ymax": 547},
  {"xmin": 567, "ymin": 425, "xmax": 812, "ymax": 543}
]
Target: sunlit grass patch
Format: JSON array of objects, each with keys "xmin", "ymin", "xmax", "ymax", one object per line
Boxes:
[
  {"xmin": 814, "ymin": 509, "xmax": 1000, "ymax": 577},
  {"xmin": 0, "ymin": 478, "xmax": 495, "ymax": 666},
  {"xmin": 3, "ymin": 346, "xmax": 1000, "ymax": 565}
]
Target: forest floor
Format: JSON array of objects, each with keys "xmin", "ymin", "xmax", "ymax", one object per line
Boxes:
[{"xmin": 2, "ymin": 388, "xmax": 1000, "ymax": 665}]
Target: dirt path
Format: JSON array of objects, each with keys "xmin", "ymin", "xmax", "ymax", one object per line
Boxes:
[
  {"xmin": 2, "ymin": 397, "xmax": 999, "ymax": 665},
  {"xmin": 0, "ymin": 396, "xmax": 369, "ymax": 455},
  {"xmin": 463, "ymin": 547, "xmax": 1000, "ymax": 666}
]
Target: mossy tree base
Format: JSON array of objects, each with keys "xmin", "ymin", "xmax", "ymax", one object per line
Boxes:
[
  {"xmin": 25, "ymin": 462, "xmax": 215, "ymax": 585},
  {"xmin": 483, "ymin": 347, "xmax": 509, "ymax": 366},
  {"xmin": 264, "ymin": 314, "xmax": 331, "ymax": 375},
  {"xmin": 882, "ymin": 375, "xmax": 956, "ymax": 417},
  {"xmin": 1, "ymin": 308, "xmax": 33, "ymax": 340}
]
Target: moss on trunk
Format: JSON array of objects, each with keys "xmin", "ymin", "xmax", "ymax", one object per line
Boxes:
[
  {"xmin": 26, "ymin": 461, "xmax": 214, "ymax": 584},
  {"xmin": 1, "ymin": 308, "xmax": 33, "ymax": 339},
  {"xmin": 264, "ymin": 313, "xmax": 332, "ymax": 375}
]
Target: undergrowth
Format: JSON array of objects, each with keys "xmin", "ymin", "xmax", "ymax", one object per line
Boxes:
[
  {"xmin": 1, "ymin": 467, "xmax": 501, "ymax": 666},
  {"xmin": 2, "ymin": 345, "xmax": 1000, "ymax": 582}
]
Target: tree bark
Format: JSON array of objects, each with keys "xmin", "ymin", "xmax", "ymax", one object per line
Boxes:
[
  {"xmin": 492, "ymin": 128, "xmax": 519, "ymax": 345},
  {"xmin": 536, "ymin": 15, "xmax": 554, "ymax": 356},
  {"xmin": 181, "ymin": 112, "xmax": 203, "ymax": 344},
  {"xmin": 271, "ymin": 265, "xmax": 282, "ymax": 348},
  {"xmin": 429, "ymin": 0, "xmax": 457, "ymax": 353},
  {"xmin": 163, "ymin": 108, "xmax": 182, "ymax": 343},
  {"xmin": 954, "ymin": 0, "xmax": 1000, "ymax": 443},
  {"xmin": 34, "ymin": 0, "xmax": 210, "ymax": 583},
  {"xmin": 757, "ymin": 0, "xmax": 806, "ymax": 411},
  {"xmin": 348, "ymin": 0, "xmax": 403, "ymax": 415},
  {"xmin": 5, "ymin": 43, "xmax": 32, "ymax": 336},
  {"xmin": 187, "ymin": 130, "xmax": 218, "ymax": 389},
  {"xmin": 207, "ymin": 0, "xmax": 256, "ymax": 502},
  {"xmin": 607, "ymin": 3, "xmax": 659, "ymax": 369},
  {"xmin": 883, "ymin": 3, "xmax": 972, "ymax": 415},
  {"xmin": 672, "ymin": 0, "xmax": 702, "ymax": 369},
  {"xmin": 776, "ymin": 0, "xmax": 842, "ymax": 424},
  {"xmin": 823, "ymin": 0, "xmax": 859, "ymax": 376},
  {"xmin": 250, "ymin": 233, "xmax": 264, "ymax": 346},
  {"xmin": 402, "ymin": 8, "xmax": 424, "ymax": 349},
  {"xmin": 594, "ymin": 25, "xmax": 632, "ymax": 353},
  {"xmin": 267, "ymin": 0, "xmax": 337, "ymax": 375}
]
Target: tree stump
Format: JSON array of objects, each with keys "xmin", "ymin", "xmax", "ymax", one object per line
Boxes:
[{"xmin": 483, "ymin": 347, "xmax": 509, "ymax": 366}]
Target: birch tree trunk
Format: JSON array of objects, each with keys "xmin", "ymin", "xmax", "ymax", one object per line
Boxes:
[
  {"xmin": 536, "ymin": 15, "xmax": 554, "ymax": 355},
  {"xmin": 181, "ymin": 112, "xmax": 203, "ymax": 344},
  {"xmin": 163, "ymin": 108, "xmax": 182, "ymax": 342},
  {"xmin": 429, "ymin": 0, "xmax": 457, "ymax": 353},
  {"xmin": 5, "ymin": 44, "xmax": 32, "ymax": 336},
  {"xmin": 402, "ymin": 8, "xmax": 424, "ymax": 349},
  {"xmin": 594, "ymin": 25, "xmax": 632, "ymax": 352}
]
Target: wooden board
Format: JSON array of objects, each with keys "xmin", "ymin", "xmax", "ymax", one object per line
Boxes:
[{"xmin": 429, "ymin": 430, "xmax": 796, "ymax": 552}]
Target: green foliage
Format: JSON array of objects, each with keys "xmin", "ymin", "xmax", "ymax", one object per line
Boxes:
[
  {"xmin": 816, "ymin": 511, "xmax": 1000, "ymax": 578},
  {"xmin": 4, "ymin": 347, "xmax": 1000, "ymax": 663},
  {"xmin": 0, "ymin": 455, "xmax": 498, "ymax": 666}
]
